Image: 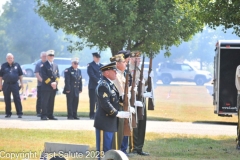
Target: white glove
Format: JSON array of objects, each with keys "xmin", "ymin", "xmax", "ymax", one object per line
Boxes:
[
  {"xmin": 134, "ymin": 85, "xmax": 138, "ymax": 92},
  {"xmin": 116, "ymin": 111, "xmax": 131, "ymax": 118},
  {"xmin": 128, "ymin": 92, "xmax": 131, "ymax": 99},
  {"xmin": 130, "ymin": 106, "xmax": 135, "ymax": 114},
  {"xmin": 143, "ymin": 92, "xmax": 152, "ymax": 98},
  {"xmin": 135, "ymin": 101, "xmax": 143, "ymax": 107},
  {"xmin": 150, "ymin": 71, "xmax": 154, "ymax": 78}
]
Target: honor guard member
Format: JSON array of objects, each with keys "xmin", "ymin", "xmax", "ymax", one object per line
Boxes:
[
  {"xmin": 40, "ymin": 50, "xmax": 60, "ymax": 120},
  {"xmin": 235, "ymin": 65, "xmax": 240, "ymax": 149},
  {"xmin": 129, "ymin": 51, "xmax": 149, "ymax": 156},
  {"xmin": 116, "ymin": 50, "xmax": 133, "ymax": 154},
  {"xmin": 87, "ymin": 52, "xmax": 103, "ymax": 119},
  {"xmin": 94, "ymin": 62, "xmax": 131, "ymax": 159},
  {"xmin": 34, "ymin": 51, "xmax": 47, "ymax": 117},
  {"xmin": 63, "ymin": 57, "xmax": 82, "ymax": 120},
  {"xmin": 0, "ymin": 53, "xmax": 24, "ymax": 118}
]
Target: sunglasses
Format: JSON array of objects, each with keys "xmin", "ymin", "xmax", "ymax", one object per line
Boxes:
[
  {"xmin": 73, "ymin": 62, "xmax": 79, "ymax": 65},
  {"xmin": 48, "ymin": 54, "xmax": 54, "ymax": 57}
]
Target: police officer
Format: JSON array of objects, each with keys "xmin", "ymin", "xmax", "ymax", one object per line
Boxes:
[
  {"xmin": 0, "ymin": 53, "xmax": 24, "ymax": 118},
  {"xmin": 63, "ymin": 57, "xmax": 82, "ymax": 120},
  {"xmin": 129, "ymin": 51, "xmax": 149, "ymax": 156},
  {"xmin": 34, "ymin": 51, "xmax": 47, "ymax": 117},
  {"xmin": 94, "ymin": 62, "xmax": 131, "ymax": 159},
  {"xmin": 40, "ymin": 50, "xmax": 60, "ymax": 120},
  {"xmin": 87, "ymin": 52, "xmax": 103, "ymax": 119}
]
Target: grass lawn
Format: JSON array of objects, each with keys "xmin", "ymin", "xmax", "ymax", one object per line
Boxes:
[
  {"xmin": 0, "ymin": 128, "xmax": 239, "ymax": 160},
  {"xmin": 0, "ymin": 78, "xmax": 237, "ymax": 123}
]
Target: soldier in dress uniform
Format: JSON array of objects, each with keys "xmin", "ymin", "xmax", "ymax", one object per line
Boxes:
[
  {"xmin": 87, "ymin": 52, "xmax": 103, "ymax": 119},
  {"xmin": 63, "ymin": 57, "xmax": 82, "ymax": 120},
  {"xmin": 128, "ymin": 51, "xmax": 149, "ymax": 156},
  {"xmin": 94, "ymin": 62, "xmax": 131, "ymax": 159},
  {"xmin": 40, "ymin": 50, "xmax": 60, "ymax": 120},
  {"xmin": 0, "ymin": 53, "xmax": 24, "ymax": 118}
]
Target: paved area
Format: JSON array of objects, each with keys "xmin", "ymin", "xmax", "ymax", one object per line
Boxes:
[{"xmin": 0, "ymin": 115, "xmax": 236, "ymax": 136}]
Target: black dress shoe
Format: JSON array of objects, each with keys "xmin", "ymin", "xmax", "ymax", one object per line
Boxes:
[
  {"xmin": 48, "ymin": 117, "xmax": 58, "ymax": 120},
  {"xmin": 5, "ymin": 115, "xmax": 11, "ymax": 118},
  {"xmin": 137, "ymin": 151, "xmax": 149, "ymax": 156},
  {"xmin": 41, "ymin": 117, "xmax": 48, "ymax": 120},
  {"xmin": 73, "ymin": 117, "xmax": 80, "ymax": 120},
  {"xmin": 37, "ymin": 114, "xmax": 41, "ymax": 117},
  {"xmin": 68, "ymin": 117, "xmax": 74, "ymax": 120},
  {"xmin": 90, "ymin": 116, "xmax": 94, "ymax": 119},
  {"xmin": 18, "ymin": 115, "xmax": 22, "ymax": 118}
]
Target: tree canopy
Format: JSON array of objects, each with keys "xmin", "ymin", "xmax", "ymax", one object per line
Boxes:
[
  {"xmin": 197, "ymin": 0, "xmax": 240, "ymax": 36},
  {"xmin": 36, "ymin": 0, "xmax": 204, "ymax": 56}
]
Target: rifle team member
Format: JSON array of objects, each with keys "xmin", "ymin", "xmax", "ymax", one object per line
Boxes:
[
  {"xmin": 235, "ymin": 64, "xmax": 240, "ymax": 149},
  {"xmin": 94, "ymin": 62, "xmax": 130, "ymax": 159},
  {"xmin": 87, "ymin": 52, "xmax": 103, "ymax": 119},
  {"xmin": 129, "ymin": 51, "xmax": 149, "ymax": 156},
  {"xmin": 34, "ymin": 51, "xmax": 47, "ymax": 117},
  {"xmin": 0, "ymin": 53, "xmax": 24, "ymax": 118},
  {"xmin": 40, "ymin": 50, "xmax": 59, "ymax": 120},
  {"xmin": 63, "ymin": 57, "xmax": 82, "ymax": 120}
]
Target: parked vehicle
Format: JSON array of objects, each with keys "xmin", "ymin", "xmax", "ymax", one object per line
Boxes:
[
  {"xmin": 213, "ymin": 40, "xmax": 240, "ymax": 117},
  {"xmin": 21, "ymin": 57, "xmax": 88, "ymax": 85},
  {"xmin": 156, "ymin": 62, "xmax": 212, "ymax": 85}
]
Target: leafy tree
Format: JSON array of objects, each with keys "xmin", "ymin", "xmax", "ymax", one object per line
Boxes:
[
  {"xmin": 197, "ymin": 0, "xmax": 240, "ymax": 36},
  {"xmin": 0, "ymin": 0, "xmax": 74, "ymax": 64},
  {"xmin": 36, "ymin": 0, "xmax": 204, "ymax": 56}
]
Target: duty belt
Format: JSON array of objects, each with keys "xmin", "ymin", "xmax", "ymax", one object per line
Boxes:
[{"xmin": 5, "ymin": 82, "xmax": 17, "ymax": 84}]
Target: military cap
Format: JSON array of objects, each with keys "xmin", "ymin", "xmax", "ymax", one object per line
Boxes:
[
  {"xmin": 71, "ymin": 57, "xmax": 79, "ymax": 62},
  {"xmin": 46, "ymin": 50, "xmax": 55, "ymax": 56},
  {"xmin": 92, "ymin": 52, "xmax": 101, "ymax": 58},
  {"xmin": 117, "ymin": 50, "xmax": 130, "ymax": 59},
  {"xmin": 130, "ymin": 51, "xmax": 141, "ymax": 57},
  {"xmin": 100, "ymin": 62, "xmax": 117, "ymax": 72},
  {"xmin": 110, "ymin": 54, "xmax": 125, "ymax": 62}
]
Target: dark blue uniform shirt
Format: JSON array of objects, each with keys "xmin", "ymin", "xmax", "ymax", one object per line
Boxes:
[
  {"xmin": 0, "ymin": 62, "xmax": 23, "ymax": 83},
  {"xmin": 87, "ymin": 61, "xmax": 103, "ymax": 89}
]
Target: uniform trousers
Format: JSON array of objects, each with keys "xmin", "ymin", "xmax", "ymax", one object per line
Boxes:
[
  {"xmin": 66, "ymin": 92, "xmax": 79, "ymax": 118},
  {"xmin": 36, "ymin": 86, "xmax": 42, "ymax": 114},
  {"xmin": 89, "ymin": 89, "xmax": 97, "ymax": 118},
  {"xmin": 41, "ymin": 90, "xmax": 56, "ymax": 118},
  {"xmin": 3, "ymin": 83, "xmax": 23, "ymax": 115}
]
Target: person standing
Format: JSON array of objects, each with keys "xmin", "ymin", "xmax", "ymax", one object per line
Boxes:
[
  {"xmin": 0, "ymin": 53, "xmax": 24, "ymax": 118},
  {"xmin": 235, "ymin": 65, "xmax": 240, "ymax": 149},
  {"xmin": 87, "ymin": 52, "xmax": 103, "ymax": 119},
  {"xmin": 34, "ymin": 51, "xmax": 47, "ymax": 117},
  {"xmin": 128, "ymin": 51, "xmax": 149, "ymax": 156},
  {"xmin": 40, "ymin": 50, "xmax": 59, "ymax": 120},
  {"xmin": 94, "ymin": 62, "xmax": 130, "ymax": 159},
  {"xmin": 63, "ymin": 57, "xmax": 82, "ymax": 120}
]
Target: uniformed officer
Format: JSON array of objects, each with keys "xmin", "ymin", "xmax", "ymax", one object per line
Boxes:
[
  {"xmin": 87, "ymin": 52, "xmax": 103, "ymax": 119},
  {"xmin": 235, "ymin": 65, "xmax": 240, "ymax": 149},
  {"xmin": 34, "ymin": 51, "xmax": 47, "ymax": 117},
  {"xmin": 40, "ymin": 50, "xmax": 60, "ymax": 120},
  {"xmin": 128, "ymin": 51, "xmax": 149, "ymax": 156},
  {"xmin": 0, "ymin": 53, "xmax": 24, "ymax": 118},
  {"xmin": 63, "ymin": 57, "xmax": 82, "ymax": 120},
  {"xmin": 94, "ymin": 62, "xmax": 131, "ymax": 159}
]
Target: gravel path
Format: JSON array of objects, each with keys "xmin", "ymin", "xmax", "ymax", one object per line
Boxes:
[{"xmin": 0, "ymin": 115, "xmax": 236, "ymax": 136}]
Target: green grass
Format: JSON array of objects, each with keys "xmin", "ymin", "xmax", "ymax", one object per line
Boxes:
[{"xmin": 0, "ymin": 128, "xmax": 239, "ymax": 160}]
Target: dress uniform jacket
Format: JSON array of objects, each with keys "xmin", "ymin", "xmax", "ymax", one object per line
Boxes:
[
  {"xmin": 94, "ymin": 76, "xmax": 120, "ymax": 132},
  {"xmin": 63, "ymin": 66, "xmax": 82, "ymax": 96},
  {"xmin": 41, "ymin": 61, "xmax": 60, "ymax": 91},
  {"xmin": 87, "ymin": 61, "xmax": 103, "ymax": 89}
]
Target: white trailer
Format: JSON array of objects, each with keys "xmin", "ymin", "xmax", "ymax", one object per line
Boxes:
[{"xmin": 213, "ymin": 40, "xmax": 240, "ymax": 117}]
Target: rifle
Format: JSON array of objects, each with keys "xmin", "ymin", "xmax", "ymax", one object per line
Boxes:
[
  {"xmin": 147, "ymin": 53, "xmax": 155, "ymax": 110},
  {"xmin": 136, "ymin": 54, "xmax": 145, "ymax": 120},
  {"xmin": 130, "ymin": 56, "xmax": 138, "ymax": 128},
  {"xmin": 123, "ymin": 62, "xmax": 131, "ymax": 136}
]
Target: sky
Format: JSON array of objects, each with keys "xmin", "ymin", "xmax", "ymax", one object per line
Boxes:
[{"xmin": 0, "ymin": 0, "xmax": 9, "ymax": 15}]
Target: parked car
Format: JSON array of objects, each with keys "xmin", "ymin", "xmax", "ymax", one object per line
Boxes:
[
  {"xmin": 156, "ymin": 62, "xmax": 212, "ymax": 85},
  {"xmin": 21, "ymin": 57, "xmax": 88, "ymax": 84}
]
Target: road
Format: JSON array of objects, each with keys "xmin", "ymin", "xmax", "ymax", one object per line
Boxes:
[{"xmin": 0, "ymin": 115, "xmax": 236, "ymax": 136}]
